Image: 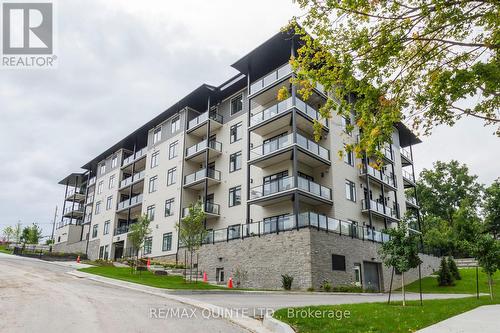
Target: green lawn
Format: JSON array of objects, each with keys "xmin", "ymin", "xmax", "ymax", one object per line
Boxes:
[
  {"xmin": 0, "ymin": 244, "xmax": 12, "ymax": 254},
  {"xmin": 78, "ymin": 266, "xmax": 226, "ymax": 290},
  {"xmin": 274, "ymin": 268, "xmax": 500, "ymax": 333}
]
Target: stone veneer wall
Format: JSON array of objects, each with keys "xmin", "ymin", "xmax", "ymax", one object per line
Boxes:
[
  {"xmin": 195, "ymin": 228, "xmax": 441, "ymax": 291},
  {"xmin": 53, "ymin": 240, "xmax": 87, "ymax": 255}
]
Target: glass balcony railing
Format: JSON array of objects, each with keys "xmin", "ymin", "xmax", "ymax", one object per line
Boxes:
[
  {"xmin": 249, "ymin": 176, "xmax": 332, "ymax": 201},
  {"xmin": 250, "ymin": 133, "xmax": 329, "ymax": 161},
  {"xmin": 186, "ymin": 140, "xmax": 222, "ymax": 157},
  {"xmin": 86, "ymin": 195, "xmax": 94, "ymax": 204},
  {"xmin": 66, "ymin": 188, "xmax": 85, "ymax": 197},
  {"xmin": 183, "ymin": 202, "xmax": 220, "ymax": 217},
  {"xmin": 85, "ymin": 213, "xmax": 92, "ymax": 223},
  {"xmin": 382, "ymin": 145, "xmax": 393, "ymax": 161},
  {"xmin": 117, "ymin": 194, "xmax": 143, "ymax": 211},
  {"xmin": 406, "ymin": 195, "xmax": 418, "ymax": 206},
  {"xmin": 360, "ymin": 165, "xmax": 397, "ymax": 188},
  {"xmin": 249, "ymin": 63, "xmax": 292, "ymax": 95},
  {"xmin": 401, "ymin": 147, "xmax": 413, "ymax": 162},
  {"xmin": 250, "ymin": 97, "xmax": 327, "ymax": 128},
  {"xmin": 188, "ymin": 111, "xmax": 223, "ymax": 130},
  {"xmin": 122, "ymin": 147, "xmax": 147, "ymax": 166},
  {"xmin": 63, "ymin": 205, "xmax": 84, "ymax": 215},
  {"xmin": 402, "ymin": 169, "xmax": 415, "ymax": 183},
  {"xmin": 114, "ymin": 225, "xmax": 129, "ymax": 235},
  {"xmin": 361, "ymin": 199, "xmax": 399, "ymax": 219},
  {"xmin": 120, "ymin": 170, "xmax": 145, "ymax": 188},
  {"xmin": 184, "ymin": 168, "xmax": 221, "ymax": 185}
]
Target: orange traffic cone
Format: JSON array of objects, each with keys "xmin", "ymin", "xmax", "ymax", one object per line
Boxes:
[
  {"xmin": 228, "ymin": 277, "xmax": 233, "ymax": 289},
  {"xmin": 203, "ymin": 272, "xmax": 208, "ymax": 282},
  {"xmin": 76, "ymin": 255, "xmax": 80, "ymax": 264},
  {"xmin": 147, "ymin": 258, "xmax": 151, "ymax": 269}
]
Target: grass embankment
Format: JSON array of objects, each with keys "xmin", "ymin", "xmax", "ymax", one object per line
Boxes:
[
  {"xmin": 0, "ymin": 244, "xmax": 12, "ymax": 254},
  {"xmin": 79, "ymin": 266, "xmax": 226, "ymax": 290},
  {"xmin": 274, "ymin": 268, "xmax": 499, "ymax": 333}
]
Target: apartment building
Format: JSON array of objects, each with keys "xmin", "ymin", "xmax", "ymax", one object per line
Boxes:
[{"xmin": 54, "ymin": 29, "xmax": 438, "ymax": 290}]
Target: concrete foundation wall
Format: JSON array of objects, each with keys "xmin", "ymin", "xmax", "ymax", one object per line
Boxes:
[{"xmin": 53, "ymin": 239, "xmax": 87, "ymax": 255}]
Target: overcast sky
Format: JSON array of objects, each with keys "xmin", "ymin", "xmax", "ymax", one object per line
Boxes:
[{"xmin": 0, "ymin": 0, "xmax": 498, "ymax": 237}]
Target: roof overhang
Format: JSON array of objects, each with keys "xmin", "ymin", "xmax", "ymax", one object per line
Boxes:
[
  {"xmin": 395, "ymin": 122, "xmax": 422, "ymax": 147},
  {"xmin": 58, "ymin": 173, "xmax": 86, "ymax": 186}
]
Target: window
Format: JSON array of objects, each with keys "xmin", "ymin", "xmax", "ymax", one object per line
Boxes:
[
  {"xmin": 354, "ymin": 263, "xmax": 362, "ymax": 286},
  {"xmin": 345, "ymin": 180, "xmax": 356, "ymax": 202},
  {"xmin": 151, "ymin": 151, "xmax": 159, "ymax": 168},
  {"xmin": 104, "ymin": 245, "xmax": 109, "ymax": 260},
  {"xmin": 99, "ymin": 246, "xmax": 103, "ymax": 258},
  {"xmin": 164, "ymin": 198, "xmax": 175, "ymax": 216},
  {"xmin": 229, "ymin": 186, "xmax": 241, "ymax": 207},
  {"xmin": 108, "ymin": 175, "xmax": 115, "ymax": 189},
  {"xmin": 103, "ymin": 221, "xmax": 110, "ymax": 235},
  {"xmin": 111, "ymin": 155, "xmax": 118, "ymax": 168},
  {"xmin": 97, "ymin": 181, "xmax": 103, "ymax": 194},
  {"xmin": 341, "ymin": 115, "xmax": 352, "ymax": 135},
  {"xmin": 95, "ymin": 201, "xmax": 101, "ymax": 214},
  {"xmin": 106, "ymin": 196, "xmax": 113, "ymax": 210},
  {"xmin": 144, "ymin": 237, "xmax": 152, "ymax": 254},
  {"xmin": 229, "ymin": 151, "xmax": 242, "ymax": 172},
  {"xmin": 332, "ymin": 254, "xmax": 346, "ymax": 271},
  {"xmin": 230, "ymin": 94, "xmax": 243, "ymax": 115},
  {"xmin": 153, "ymin": 127, "xmax": 162, "ymax": 144},
  {"xmin": 343, "ymin": 145, "xmax": 354, "ymax": 166},
  {"xmin": 169, "ymin": 141, "xmax": 178, "ymax": 159},
  {"xmin": 92, "ymin": 224, "xmax": 98, "ymax": 238},
  {"xmin": 99, "ymin": 164, "xmax": 106, "ymax": 175},
  {"xmin": 167, "ymin": 167, "xmax": 176, "ymax": 186},
  {"xmin": 146, "ymin": 205, "xmax": 155, "ymax": 221},
  {"xmin": 149, "ymin": 176, "xmax": 158, "ymax": 193},
  {"xmin": 230, "ymin": 122, "xmax": 242, "ymax": 143},
  {"xmin": 171, "ymin": 116, "xmax": 180, "ymax": 133},
  {"xmin": 162, "ymin": 233, "xmax": 172, "ymax": 251}
]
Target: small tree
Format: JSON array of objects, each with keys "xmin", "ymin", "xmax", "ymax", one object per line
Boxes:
[
  {"xmin": 128, "ymin": 215, "xmax": 152, "ymax": 270},
  {"xmin": 379, "ymin": 221, "xmax": 422, "ymax": 306},
  {"xmin": 2, "ymin": 226, "xmax": 14, "ymax": 242},
  {"xmin": 176, "ymin": 201, "xmax": 206, "ymax": 283},
  {"xmin": 447, "ymin": 257, "xmax": 461, "ymax": 281},
  {"xmin": 474, "ymin": 235, "xmax": 500, "ymax": 300},
  {"xmin": 438, "ymin": 257, "xmax": 455, "ymax": 286},
  {"xmin": 13, "ymin": 223, "xmax": 22, "ymax": 243}
]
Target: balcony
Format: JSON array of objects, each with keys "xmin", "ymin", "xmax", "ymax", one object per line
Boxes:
[
  {"xmin": 86, "ymin": 194, "xmax": 94, "ymax": 205},
  {"xmin": 88, "ymin": 177, "xmax": 96, "ymax": 186},
  {"xmin": 122, "ymin": 147, "xmax": 147, "ymax": 167},
  {"xmin": 119, "ymin": 170, "xmax": 145, "ymax": 189},
  {"xmin": 359, "ymin": 164, "xmax": 397, "ymax": 190},
  {"xmin": 249, "ymin": 97, "xmax": 328, "ymax": 136},
  {"xmin": 185, "ymin": 140, "xmax": 222, "ymax": 163},
  {"xmin": 62, "ymin": 204, "xmax": 84, "ymax": 218},
  {"xmin": 249, "ymin": 133, "xmax": 330, "ymax": 168},
  {"xmin": 187, "ymin": 111, "xmax": 223, "ymax": 137},
  {"xmin": 183, "ymin": 168, "xmax": 221, "ymax": 190},
  {"xmin": 361, "ymin": 199, "xmax": 400, "ymax": 221},
  {"xmin": 84, "ymin": 213, "xmax": 92, "ymax": 224},
  {"xmin": 382, "ymin": 145, "xmax": 394, "ymax": 163},
  {"xmin": 400, "ymin": 147, "xmax": 413, "ymax": 166},
  {"xmin": 249, "ymin": 176, "xmax": 332, "ymax": 206},
  {"xmin": 402, "ymin": 168, "xmax": 416, "ymax": 188},
  {"xmin": 405, "ymin": 195, "xmax": 419, "ymax": 209},
  {"xmin": 116, "ymin": 194, "xmax": 143, "ymax": 212},
  {"xmin": 200, "ymin": 211, "xmax": 390, "ymax": 244},
  {"xmin": 182, "ymin": 202, "xmax": 220, "ymax": 219},
  {"xmin": 249, "ymin": 63, "xmax": 292, "ymax": 96},
  {"xmin": 65, "ymin": 188, "xmax": 86, "ymax": 202}
]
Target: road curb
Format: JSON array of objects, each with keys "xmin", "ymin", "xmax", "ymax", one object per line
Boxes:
[
  {"xmin": 263, "ymin": 315, "xmax": 295, "ymax": 333},
  {"xmin": 67, "ymin": 270, "xmax": 276, "ymax": 333}
]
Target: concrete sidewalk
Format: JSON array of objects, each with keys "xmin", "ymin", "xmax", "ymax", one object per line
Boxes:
[{"xmin": 417, "ymin": 305, "xmax": 500, "ymax": 333}]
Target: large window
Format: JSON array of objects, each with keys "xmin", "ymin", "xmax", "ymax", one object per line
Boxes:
[
  {"xmin": 147, "ymin": 205, "xmax": 155, "ymax": 221},
  {"xmin": 151, "ymin": 151, "xmax": 159, "ymax": 168},
  {"xmin": 345, "ymin": 180, "xmax": 356, "ymax": 202},
  {"xmin": 95, "ymin": 201, "xmax": 101, "ymax": 214},
  {"xmin": 341, "ymin": 116, "xmax": 352, "ymax": 135},
  {"xmin": 108, "ymin": 175, "xmax": 115, "ymax": 189},
  {"xmin": 229, "ymin": 186, "xmax": 241, "ymax": 207},
  {"xmin": 144, "ymin": 237, "xmax": 152, "ymax": 254},
  {"xmin": 111, "ymin": 155, "xmax": 118, "ymax": 168},
  {"xmin": 99, "ymin": 164, "xmax": 106, "ymax": 175},
  {"xmin": 164, "ymin": 198, "xmax": 175, "ymax": 216},
  {"xmin": 103, "ymin": 221, "xmax": 110, "ymax": 235},
  {"xmin": 97, "ymin": 181, "xmax": 103, "ymax": 194},
  {"xmin": 149, "ymin": 176, "xmax": 158, "ymax": 193},
  {"xmin": 153, "ymin": 127, "xmax": 162, "ymax": 144},
  {"xmin": 332, "ymin": 254, "xmax": 346, "ymax": 271},
  {"xmin": 230, "ymin": 122, "xmax": 242, "ymax": 143},
  {"xmin": 230, "ymin": 94, "xmax": 243, "ymax": 115},
  {"xmin": 167, "ymin": 167, "xmax": 176, "ymax": 186},
  {"xmin": 229, "ymin": 151, "xmax": 242, "ymax": 172},
  {"xmin": 171, "ymin": 116, "xmax": 180, "ymax": 133},
  {"xmin": 106, "ymin": 196, "xmax": 113, "ymax": 210},
  {"xmin": 92, "ymin": 224, "xmax": 98, "ymax": 238},
  {"xmin": 169, "ymin": 141, "xmax": 178, "ymax": 160},
  {"xmin": 343, "ymin": 145, "xmax": 354, "ymax": 166},
  {"xmin": 162, "ymin": 233, "xmax": 172, "ymax": 251}
]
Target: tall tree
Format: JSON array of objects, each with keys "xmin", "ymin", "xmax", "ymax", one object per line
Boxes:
[
  {"xmin": 474, "ymin": 235, "xmax": 500, "ymax": 300},
  {"xmin": 379, "ymin": 221, "xmax": 422, "ymax": 306},
  {"xmin": 128, "ymin": 215, "xmax": 152, "ymax": 267},
  {"xmin": 176, "ymin": 201, "xmax": 207, "ymax": 283},
  {"xmin": 286, "ymin": 0, "xmax": 499, "ymax": 160},
  {"xmin": 484, "ymin": 179, "xmax": 500, "ymax": 238}
]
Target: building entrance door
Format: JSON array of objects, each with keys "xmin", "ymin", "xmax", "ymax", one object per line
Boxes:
[{"xmin": 363, "ymin": 261, "xmax": 381, "ymax": 292}]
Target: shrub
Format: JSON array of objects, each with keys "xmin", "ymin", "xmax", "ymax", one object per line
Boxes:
[
  {"xmin": 447, "ymin": 257, "xmax": 461, "ymax": 280},
  {"xmin": 320, "ymin": 280, "xmax": 332, "ymax": 292},
  {"xmin": 331, "ymin": 284, "xmax": 366, "ymax": 293},
  {"xmin": 307, "ymin": 287, "xmax": 315, "ymax": 292},
  {"xmin": 437, "ymin": 257, "xmax": 455, "ymax": 286},
  {"xmin": 281, "ymin": 274, "xmax": 294, "ymax": 290}
]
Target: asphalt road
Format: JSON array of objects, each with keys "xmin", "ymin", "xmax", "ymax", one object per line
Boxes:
[{"xmin": 0, "ymin": 253, "xmax": 247, "ymax": 333}]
